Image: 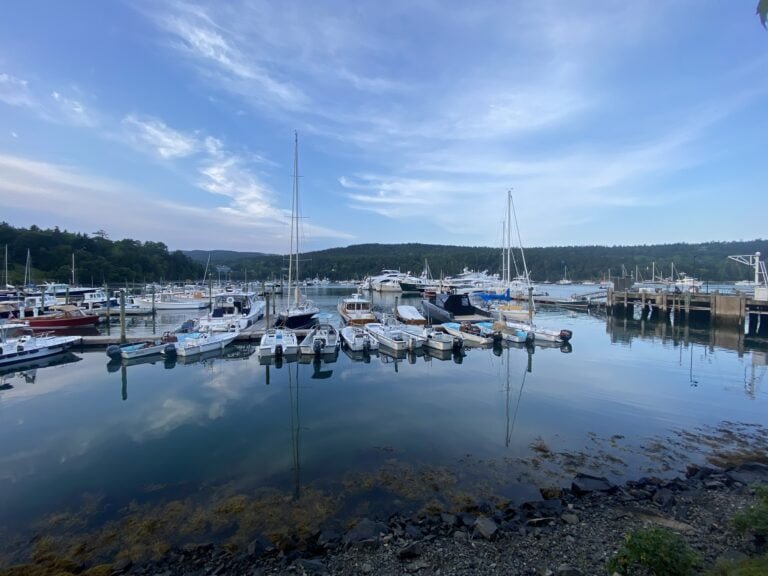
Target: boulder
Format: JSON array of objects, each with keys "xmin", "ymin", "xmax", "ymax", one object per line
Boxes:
[{"xmin": 571, "ymin": 473, "xmax": 615, "ymax": 495}]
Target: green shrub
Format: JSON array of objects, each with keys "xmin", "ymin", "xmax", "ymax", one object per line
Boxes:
[
  {"xmin": 733, "ymin": 485, "xmax": 768, "ymax": 538},
  {"xmin": 707, "ymin": 554, "xmax": 768, "ymax": 576},
  {"xmin": 607, "ymin": 526, "xmax": 698, "ymax": 576}
]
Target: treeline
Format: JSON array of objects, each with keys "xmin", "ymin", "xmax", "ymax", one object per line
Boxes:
[
  {"xmin": 187, "ymin": 240, "xmax": 768, "ymax": 283},
  {"xmin": 0, "ymin": 223, "xmax": 204, "ymax": 286},
  {"xmin": 2, "ymin": 222, "xmax": 764, "ymax": 285}
]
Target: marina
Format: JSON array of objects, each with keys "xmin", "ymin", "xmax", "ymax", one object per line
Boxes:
[{"xmin": 1, "ymin": 285, "xmax": 766, "ymax": 569}]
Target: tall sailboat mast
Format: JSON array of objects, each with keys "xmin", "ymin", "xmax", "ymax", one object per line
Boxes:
[
  {"xmin": 287, "ymin": 131, "xmax": 301, "ymax": 308},
  {"xmin": 293, "ymin": 131, "xmax": 301, "ymax": 307},
  {"xmin": 509, "ymin": 190, "xmax": 530, "ymax": 285}
]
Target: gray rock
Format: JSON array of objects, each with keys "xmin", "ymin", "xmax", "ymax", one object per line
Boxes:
[
  {"xmin": 440, "ymin": 512, "xmax": 457, "ymax": 527},
  {"xmin": 295, "ymin": 558, "xmax": 326, "ymax": 575},
  {"xmin": 652, "ymin": 487, "xmax": 676, "ymax": 508},
  {"xmin": 726, "ymin": 462, "xmax": 768, "ymax": 485},
  {"xmin": 247, "ymin": 534, "xmax": 275, "ymax": 557},
  {"xmin": 404, "ymin": 524, "xmax": 423, "ymax": 539},
  {"xmin": 343, "ymin": 518, "xmax": 387, "ymax": 547},
  {"xmin": 474, "ymin": 516, "xmax": 498, "ymax": 540},
  {"xmin": 398, "ymin": 541, "xmax": 424, "ymax": 560},
  {"xmin": 556, "ymin": 565, "xmax": 583, "ymax": 576},
  {"xmin": 561, "ymin": 513, "xmax": 580, "ymax": 525},
  {"xmin": 571, "ymin": 473, "xmax": 615, "ymax": 495},
  {"xmin": 317, "ymin": 527, "xmax": 342, "ymax": 548}
]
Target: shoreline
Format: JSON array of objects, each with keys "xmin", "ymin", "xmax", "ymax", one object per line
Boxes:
[{"xmin": 14, "ymin": 461, "xmax": 764, "ymax": 576}]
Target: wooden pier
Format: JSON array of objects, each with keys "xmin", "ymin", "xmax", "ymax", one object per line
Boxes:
[{"xmin": 606, "ymin": 289, "xmax": 768, "ymax": 336}]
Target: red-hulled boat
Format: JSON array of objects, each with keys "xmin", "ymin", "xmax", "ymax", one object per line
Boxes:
[{"xmin": 11, "ymin": 305, "xmax": 99, "ymax": 329}]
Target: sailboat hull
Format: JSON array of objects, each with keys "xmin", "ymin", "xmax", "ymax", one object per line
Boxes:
[{"xmin": 275, "ymin": 311, "xmax": 318, "ymax": 330}]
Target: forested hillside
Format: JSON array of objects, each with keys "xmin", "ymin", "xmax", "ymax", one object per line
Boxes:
[
  {"xmin": 2, "ymin": 222, "xmax": 764, "ymax": 285},
  {"xmin": 0, "ymin": 222, "xmax": 203, "ymax": 286},
  {"xmin": 185, "ymin": 240, "xmax": 768, "ymax": 283}
]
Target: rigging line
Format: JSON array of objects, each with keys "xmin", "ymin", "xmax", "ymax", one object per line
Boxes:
[{"xmin": 507, "ymin": 360, "xmax": 528, "ymax": 447}]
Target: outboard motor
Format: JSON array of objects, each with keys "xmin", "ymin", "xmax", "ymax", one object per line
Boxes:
[
  {"xmin": 452, "ymin": 336, "xmax": 464, "ymax": 350},
  {"xmin": 363, "ymin": 337, "xmax": 371, "ymax": 352},
  {"xmin": 559, "ymin": 329, "xmax": 573, "ymax": 342},
  {"xmin": 163, "ymin": 343, "xmax": 177, "ymax": 356},
  {"xmin": 313, "ymin": 338, "xmax": 325, "ymax": 355},
  {"xmin": 525, "ymin": 331, "xmax": 535, "ymax": 344},
  {"xmin": 275, "ymin": 344, "xmax": 283, "ymax": 358},
  {"xmin": 106, "ymin": 344, "xmax": 122, "ymax": 359}
]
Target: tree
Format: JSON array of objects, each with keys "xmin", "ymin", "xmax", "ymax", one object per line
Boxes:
[{"xmin": 759, "ymin": 0, "xmax": 768, "ymax": 28}]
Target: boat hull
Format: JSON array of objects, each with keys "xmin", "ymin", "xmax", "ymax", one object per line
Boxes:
[{"xmin": 0, "ymin": 335, "xmax": 80, "ymax": 368}]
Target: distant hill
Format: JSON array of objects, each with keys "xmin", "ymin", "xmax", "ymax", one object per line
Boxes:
[
  {"xmin": 183, "ymin": 240, "xmax": 768, "ymax": 283},
  {"xmin": 184, "ymin": 249, "xmax": 276, "ymax": 264}
]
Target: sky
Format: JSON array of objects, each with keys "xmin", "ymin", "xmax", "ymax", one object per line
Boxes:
[{"xmin": 0, "ymin": 1, "xmax": 766, "ymax": 254}]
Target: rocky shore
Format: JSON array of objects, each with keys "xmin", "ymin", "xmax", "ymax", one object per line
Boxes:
[{"xmin": 112, "ymin": 462, "xmax": 768, "ymax": 576}]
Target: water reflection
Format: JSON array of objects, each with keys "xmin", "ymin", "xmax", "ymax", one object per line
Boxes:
[
  {"xmin": 505, "ymin": 343, "xmax": 533, "ymax": 448},
  {"xmin": 0, "ymin": 350, "xmax": 82, "ymax": 379}
]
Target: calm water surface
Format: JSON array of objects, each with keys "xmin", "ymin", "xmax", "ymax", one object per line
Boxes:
[{"xmin": 1, "ymin": 286, "xmax": 766, "ymax": 563}]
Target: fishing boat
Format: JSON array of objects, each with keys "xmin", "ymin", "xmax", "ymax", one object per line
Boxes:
[
  {"xmin": 0, "ymin": 328, "xmax": 80, "ymax": 368},
  {"xmin": 401, "ymin": 325, "xmax": 462, "ymax": 352},
  {"xmin": 258, "ymin": 328, "xmax": 299, "ymax": 359},
  {"xmin": 340, "ymin": 325, "xmax": 379, "ymax": 352},
  {"xmin": 106, "ymin": 332, "xmax": 184, "ymax": 360},
  {"xmin": 337, "ymin": 292, "xmax": 376, "ymax": 325},
  {"xmin": 492, "ymin": 321, "xmax": 535, "ymax": 344},
  {"xmin": 299, "ymin": 323, "xmax": 341, "ymax": 357},
  {"xmin": 276, "ymin": 133, "xmax": 319, "ymax": 329},
  {"xmin": 11, "ymin": 305, "xmax": 99, "ymax": 329},
  {"xmin": 164, "ymin": 330, "xmax": 239, "ymax": 357},
  {"xmin": 441, "ymin": 321, "xmax": 497, "ymax": 346},
  {"xmin": 198, "ymin": 291, "xmax": 265, "ymax": 332},
  {"xmin": 365, "ymin": 322, "xmax": 423, "ymax": 352},
  {"xmin": 501, "ymin": 319, "xmax": 572, "ymax": 344}
]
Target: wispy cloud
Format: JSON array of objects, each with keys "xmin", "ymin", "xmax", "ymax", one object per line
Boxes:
[
  {"xmin": 150, "ymin": 3, "xmax": 307, "ymax": 110},
  {"xmin": 0, "ymin": 73, "xmax": 34, "ymax": 107},
  {"xmin": 122, "ymin": 115, "xmax": 199, "ymax": 159},
  {"xmin": 50, "ymin": 90, "xmax": 96, "ymax": 127}
]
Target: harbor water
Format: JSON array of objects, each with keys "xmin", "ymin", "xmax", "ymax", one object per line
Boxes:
[{"xmin": 0, "ymin": 286, "xmax": 766, "ymax": 565}]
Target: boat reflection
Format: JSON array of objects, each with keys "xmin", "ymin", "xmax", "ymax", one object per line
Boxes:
[
  {"xmin": 0, "ymin": 350, "xmax": 82, "ymax": 379},
  {"xmin": 342, "ymin": 346, "xmax": 379, "ymax": 363}
]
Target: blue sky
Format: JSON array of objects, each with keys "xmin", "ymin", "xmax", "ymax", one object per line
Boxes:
[{"xmin": 0, "ymin": 1, "xmax": 766, "ymax": 254}]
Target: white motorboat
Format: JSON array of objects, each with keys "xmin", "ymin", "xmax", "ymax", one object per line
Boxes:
[
  {"xmin": 299, "ymin": 323, "xmax": 340, "ymax": 357},
  {"xmin": 441, "ymin": 321, "xmax": 496, "ymax": 346},
  {"xmin": 258, "ymin": 328, "xmax": 299, "ymax": 359},
  {"xmin": 365, "ymin": 322, "xmax": 423, "ymax": 352},
  {"xmin": 401, "ymin": 325, "xmax": 461, "ymax": 352},
  {"xmin": 502, "ymin": 320, "xmax": 572, "ymax": 344},
  {"xmin": 138, "ymin": 291, "xmax": 209, "ymax": 310},
  {"xmin": 198, "ymin": 291, "xmax": 265, "ymax": 332},
  {"xmin": 337, "ymin": 292, "xmax": 376, "ymax": 325},
  {"xmin": 394, "ymin": 305, "xmax": 426, "ymax": 325},
  {"xmin": 492, "ymin": 321, "xmax": 535, "ymax": 344},
  {"xmin": 164, "ymin": 330, "xmax": 239, "ymax": 357},
  {"xmin": 340, "ymin": 325, "xmax": 379, "ymax": 352},
  {"xmin": 106, "ymin": 331, "xmax": 185, "ymax": 360},
  {"xmin": 0, "ymin": 328, "xmax": 80, "ymax": 369}
]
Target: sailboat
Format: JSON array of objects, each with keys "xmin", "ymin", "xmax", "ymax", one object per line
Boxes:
[
  {"xmin": 493, "ymin": 190, "xmax": 535, "ymax": 323},
  {"xmin": 275, "ymin": 132, "xmax": 320, "ymax": 329},
  {"xmin": 556, "ymin": 264, "xmax": 572, "ymax": 285}
]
